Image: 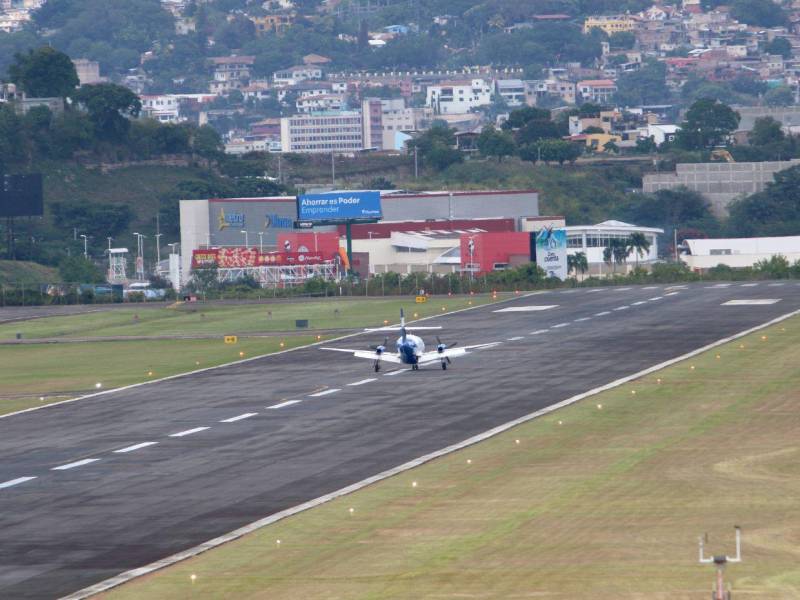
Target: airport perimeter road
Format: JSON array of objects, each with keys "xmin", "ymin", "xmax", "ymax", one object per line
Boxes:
[{"xmin": 1, "ymin": 282, "xmax": 799, "ymax": 599}]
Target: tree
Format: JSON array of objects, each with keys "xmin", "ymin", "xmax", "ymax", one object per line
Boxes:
[
  {"xmin": 567, "ymin": 251, "xmax": 588, "ymax": 280},
  {"xmin": 728, "ymin": 165, "xmax": 800, "ymax": 236},
  {"xmin": 516, "ymin": 119, "xmax": 560, "ymax": 145},
  {"xmin": 620, "ymin": 187, "xmax": 718, "ymax": 234},
  {"xmin": 748, "ymin": 116, "xmax": 784, "ymax": 146},
  {"xmin": 58, "ymin": 256, "xmax": 105, "ymax": 283},
  {"xmin": 730, "ymin": 0, "xmax": 787, "ymax": 27},
  {"xmin": 764, "ymin": 86, "xmax": 794, "ymax": 107},
  {"xmin": 676, "ymin": 98, "xmax": 740, "ymax": 150},
  {"xmin": 502, "ymin": 106, "xmax": 551, "ymax": 130},
  {"xmin": 476, "ymin": 126, "xmax": 516, "ymax": 161},
  {"xmin": 72, "ymin": 83, "xmax": 142, "ymax": 142},
  {"xmin": 614, "ymin": 60, "xmax": 669, "ymax": 106},
  {"xmin": 603, "ymin": 238, "xmax": 629, "ymax": 273},
  {"xmin": 8, "ymin": 47, "xmax": 79, "ymax": 99},
  {"xmin": 609, "ymin": 31, "xmax": 635, "ymax": 50},
  {"xmin": 534, "ymin": 139, "xmax": 582, "ymax": 164},
  {"xmin": 407, "ymin": 122, "xmax": 463, "ymax": 171},
  {"xmin": 764, "ymin": 37, "xmax": 792, "ymax": 59},
  {"xmin": 626, "ymin": 232, "xmax": 651, "ymax": 267}
]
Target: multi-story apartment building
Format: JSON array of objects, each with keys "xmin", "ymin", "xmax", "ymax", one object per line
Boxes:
[
  {"xmin": 251, "ymin": 13, "xmax": 294, "ymax": 35},
  {"xmin": 141, "ymin": 94, "xmax": 182, "ymax": 123},
  {"xmin": 280, "ymin": 111, "xmax": 364, "ymax": 153},
  {"xmin": 426, "ymin": 79, "xmax": 492, "ymax": 114},
  {"xmin": 495, "ymin": 79, "xmax": 526, "ymax": 106},
  {"xmin": 362, "ymin": 98, "xmax": 433, "ymax": 150},
  {"xmin": 209, "ymin": 56, "xmax": 255, "ymax": 94},
  {"xmin": 296, "ymin": 94, "xmax": 345, "ymax": 113},
  {"xmin": 273, "ymin": 65, "xmax": 323, "ymax": 87},
  {"xmin": 577, "ymin": 79, "xmax": 618, "ymax": 104},
  {"xmin": 583, "ymin": 15, "xmax": 637, "ymax": 35}
]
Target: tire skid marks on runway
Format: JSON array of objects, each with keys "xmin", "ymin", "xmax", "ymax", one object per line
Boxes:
[
  {"xmin": 0, "ymin": 476, "xmax": 36, "ymax": 489},
  {"xmin": 52, "ymin": 458, "xmax": 100, "ymax": 471},
  {"xmin": 169, "ymin": 427, "xmax": 210, "ymax": 438},
  {"xmin": 114, "ymin": 442, "xmax": 158, "ymax": 454}
]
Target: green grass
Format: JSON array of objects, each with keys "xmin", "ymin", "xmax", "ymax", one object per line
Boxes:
[
  {"xmin": 0, "ymin": 295, "xmax": 497, "ymax": 340},
  {"xmin": 0, "ymin": 336, "xmax": 315, "ymax": 416},
  {"xmin": 102, "ymin": 318, "xmax": 800, "ymax": 600},
  {"xmin": 0, "ymin": 260, "xmax": 60, "ymax": 285}
]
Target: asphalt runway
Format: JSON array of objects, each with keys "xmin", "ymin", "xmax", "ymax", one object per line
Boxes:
[{"xmin": 1, "ymin": 282, "xmax": 799, "ymax": 599}]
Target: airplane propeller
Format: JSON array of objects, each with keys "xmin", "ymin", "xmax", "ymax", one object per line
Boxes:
[
  {"xmin": 369, "ymin": 336, "xmax": 389, "ymax": 355},
  {"xmin": 435, "ymin": 335, "xmax": 457, "ymax": 364}
]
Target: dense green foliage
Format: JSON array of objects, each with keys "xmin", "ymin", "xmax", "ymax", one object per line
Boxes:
[
  {"xmin": 727, "ymin": 166, "xmax": 800, "ymax": 237},
  {"xmin": 8, "ymin": 47, "xmax": 78, "ymax": 98},
  {"xmin": 676, "ymin": 99, "xmax": 740, "ymax": 150}
]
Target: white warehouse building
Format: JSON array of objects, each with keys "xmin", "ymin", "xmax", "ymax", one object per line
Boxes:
[
  {"xmin": 565, "ymin": 220, "xmax": 664, "ymax": 274},
  {"xmin": 681, "ymin": 236, "xmax": 800, "ymax": 270}
]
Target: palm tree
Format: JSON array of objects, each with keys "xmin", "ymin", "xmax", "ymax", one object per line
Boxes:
[
  {"xmin": 603, "ymin": 245, "xmax": 614, "ymax": 274},
  {"xmin": 611, "ymin": 238, "xmax": 629, "ymax": 272},
  {"xmin": 627, "ymin": 233, "xmax": 651, "ymax": 268},
  {"xmin": 568, "ymin": 252, "xmax": 588, "ymax": 281}
]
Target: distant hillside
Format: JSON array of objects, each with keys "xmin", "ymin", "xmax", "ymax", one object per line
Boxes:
[{"xmin": 0, "ymin": 260, "xmax": 60, "ymax": 284}]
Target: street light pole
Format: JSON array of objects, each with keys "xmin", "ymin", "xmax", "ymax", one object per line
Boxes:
[
  {"xmin": 80, "ymin": 234, "xmax": 88, "ymax": 259},
  {"xmin": 241, "ymin": 230, "xmax": 249, "ymax": 247},
  {"xmin": 699, "ymin": 526, "xmax": 742, "ymax": 600},
  {"xmin": 258, "ymin": 232, "xmax": 264, "ymax": 253},
  {"xmin": 107, "ymin": 237, "xmax": 112, "ymax": 252}
]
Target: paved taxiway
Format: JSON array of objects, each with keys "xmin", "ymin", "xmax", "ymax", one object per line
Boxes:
[{"xmin": 1, "ymin": 282, "xmax": 799, "ymax": 598}]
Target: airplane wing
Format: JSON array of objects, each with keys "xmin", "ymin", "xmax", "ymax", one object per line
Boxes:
[
  {"xmin": 364, "ymin": 326, "xmax": 442, "ymax": 332},
  {"xmin": 416, "ymin": 342, "xmax": 499, "ymax": 365},
  {"xmin": 320, "ymin": 347, "xmax": 404, "ymax": 364}
]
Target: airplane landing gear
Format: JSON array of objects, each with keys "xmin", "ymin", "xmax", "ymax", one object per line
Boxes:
[
  {"xmin": 412, "ymin": 364, "xmax": 419, "ymax": 371},
  {"xmin": 441, "ymin": 361, "xmax": 447, "ymax": 370},
  {"xmin": 374, "ymin": 362, "xmax": 380, "ymax": 372}
]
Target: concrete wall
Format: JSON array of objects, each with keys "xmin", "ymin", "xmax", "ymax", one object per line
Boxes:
[
  {"xmin": 734, "ymin": 106, "xmax": 800, "ymax": 131},
  {"xmin": 642, "ymin": 160, "xmax": 800, "ymax": 216}
]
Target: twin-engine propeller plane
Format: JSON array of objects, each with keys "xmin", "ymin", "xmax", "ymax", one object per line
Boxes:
[{"xmin": 321, "ymin": 309, "xmax": 496, "ymax": 371}]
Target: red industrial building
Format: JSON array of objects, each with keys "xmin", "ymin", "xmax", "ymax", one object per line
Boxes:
[{"xmin": 459, "ymin": 232, "xmax": 533, "ymax": 274}]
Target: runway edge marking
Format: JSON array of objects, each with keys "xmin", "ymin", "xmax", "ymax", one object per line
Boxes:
[
  {"xmin": 1, "ymin": 293, "xmax": 526, "ymax": 422},
  {"xmin": 60, "ymin": 306, "xmax": 800, "ymax": 600}
]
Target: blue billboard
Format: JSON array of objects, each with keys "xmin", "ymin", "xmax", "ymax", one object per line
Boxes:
[{"xmin": 297, "ymin": 191, "xmax": 382, "ymax": 223}]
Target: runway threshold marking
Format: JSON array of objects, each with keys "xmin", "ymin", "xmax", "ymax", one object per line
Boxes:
[
  {"xmin": 722, "ymin": 299, "xmax": 781, "ymax": 306},
  {"xmin": 52, "ymin": 458, "xmax": 100, "ymax": 471},
  {"xmin": 348, "ymin": 378, "xmax": 376, "ymax": 386},
  {"xmin": 551, "ymin": 322, "xmax": 570, "ymax": 328},
  {"xmin": 266, "ymin": 400, "xmax": 301, "ymax": 409},
  {"xmin": 220, "ymin": 413, "xmax": 258, "ymax": 423},
  {"xmin": 530, "ymin": 329, "xmax": 548, "ymax": 335},
  {"xmin": 309, "ymin": 389, "xmax": 340, "ymax": 397},
  {"xmin": 595, "ymin": 311, "xmax": 611, "ymax": 316},
  {"xmin": 0, "ymin": 476, "xmax": 36, "ymax": 489},
  {"xmin": 169, "ymin": 427, "xmax": 210, "ymax": 438},
  {"xmin": 114, "ymin": 442, "xmax": 158, "ymax": 454}
]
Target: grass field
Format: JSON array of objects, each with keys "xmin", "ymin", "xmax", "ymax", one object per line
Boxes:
[
  {"xmin": 102, "ymin": 317, "xmax": 800, "ymax": 600},
  {"xmin": 0, "ymin": 260, "xmax": 60, "ymax": 285},
  {"xmin": 0, "ymin": 336, "xmax": 315, "ymax": 416},
  {"xmin": 0, "ymin": 295, "xmax": 496, "ymax": 340}
]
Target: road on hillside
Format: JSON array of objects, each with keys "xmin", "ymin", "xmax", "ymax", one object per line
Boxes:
[{"xmin": 0, "ymin": 281, "xmax": 798, "ymax": 599}]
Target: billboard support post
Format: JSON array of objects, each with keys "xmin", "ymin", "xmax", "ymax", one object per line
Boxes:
[{"xmin": 345, "ymin": 221, "xmax": 353, "ymax": 277}]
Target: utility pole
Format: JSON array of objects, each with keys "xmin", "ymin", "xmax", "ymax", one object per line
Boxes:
[
  {"xmin": 277, "ymin": 153, "xmax": 282, "ymax": 183},
  {"xmin": 414, "ymin": 145, "xmax": 418, "ymax": 179},
  {"xmin": 674, "ymin": 228, "xmax": 679, "ymax": 262},
  {"xmin": 154, "ymin": 233, "xmax": 163, "ymax": 266},
  {"xmin": 331, "ymin": 152, "xmax": 336, "ymax": 186},
  {"xmin": 699, "ymin": 526, "xmax": 742, "ymax": 600},
  {"xmin": 258, "ymin": 232, "xmax": 264, "ymax": 253},
  {"xmin": 468, "ymin": 237, "xmax": 475, "ymax": 284},
  {"xmin": 241, "ymin": 230, "xmax": 249, "ymax": 247},
  {"xmin": 133, "ymin": 232, "xmax": 146, "ymax": 281},
  {"xmin": 80, "ymin": 234, "xmax": 88, "ymax": 259},
  {"xmin": 107, "ymin": 237, "xmax": 113, "ymax": 252}
]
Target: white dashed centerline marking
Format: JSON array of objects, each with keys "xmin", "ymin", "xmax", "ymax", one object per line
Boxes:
[
  {"xmin": 722, "ymin": 299, "xmax": 781, "ymax": 306},
  {"xmin": 0, "ymin": 476, "xmax": 36, "ymax": 489},
  {"xmin": 587, "ymin": 289, "xmax": 604, "ymax": 293},
  {"xmin": 665, "ymin": 292, "xmax": 680, "ymax": 296},
  {"xmin": 348, "ymin": 378, "xmax": 376, "ymax": 387},
  {"xmin": 220, "ymin": 413, "xmax": 258, "ymax": 423},
  {"xmin": 169, "ymin": 427, "xmax": 210, "ymax": 438},
  {"xmin": 741, "ymin": 283, "xmax": 758, "ymax": 287},
  {"xmin": 52, "ymin": 458, "xmax": 100, "ymax": 471},
  {"xmin": 595, "ymin": 311, "xmax": 611, "ymax": 316},
  {"xmin": 613, "ymin": 306, "xmax": 629, "ymax": 311},
  {"xmin": 712, "ymin": 283, "xmax": 732, "ymax": 288},
  {"xmin": 769, "ymin": 283, "xmax": 785, "ymax": 287},
  {"xmin": 267, "ymin": 400, "xmax": 301, "ymax": 409},
  {"xmin": 574, "ymin": 317, "xmax": 591, "ymax": 322},
  {"xmin": 643, "ymin": 286, "xmax": 658, "ymax": 290},
  {"xmin": 648, "ymin": 296, "xmax": 663, "ymax": 301},
  {"xmin": 631, "ymin": 301, "xmax": 646, "ymax": 306},
  {"xmin": 507, "ymin": 336, "xmax": 525, "ymax": 341},
  {"xmin": 551, "ymin": 323, "xmax": 570, "ymax": 328},
  {"xmin": 614, "ymin": 287, "xmax": 632, "ymax": 291},
  {"xmin": 384, "ymin": 370, "xmax": 406, "ymax": 377},
  {"xmin": 114, "ymin": 442, "xmax": 158, "ymax": 454},
  {"xmin": 530, "ymin": 329, "xmax": 548, "ymax": 335},
  {"xmin": 309, "ymin": 389, "xmax": 340, "ymax": 397}
]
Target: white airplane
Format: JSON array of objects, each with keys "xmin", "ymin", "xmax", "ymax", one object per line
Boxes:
[{"xmin": 321, "ymin": 309, "xmax": 495, "ymax": 371}]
